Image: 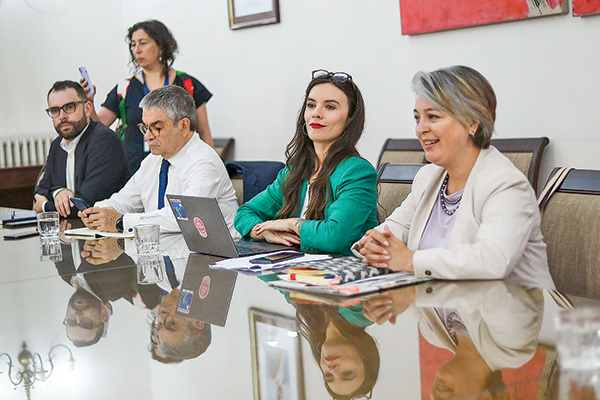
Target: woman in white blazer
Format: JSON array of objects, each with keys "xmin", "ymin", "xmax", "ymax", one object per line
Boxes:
[{"xmin": 353, "ymin": 66, "xmax": 554, "ymax": 288}]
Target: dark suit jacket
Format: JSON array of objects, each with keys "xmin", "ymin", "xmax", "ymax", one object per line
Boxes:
[
  {"xmin": 55, "ymin": 243, "xmax": 161, "ymax": 309},
  {"xmin": 35, "ymin": 121, "xmax": 131, "ymax": 217}
]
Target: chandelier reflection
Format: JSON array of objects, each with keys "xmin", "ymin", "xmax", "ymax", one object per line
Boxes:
[{"xmin": 0, "ymin": 342, "xmax": 75, "ymax": 399}]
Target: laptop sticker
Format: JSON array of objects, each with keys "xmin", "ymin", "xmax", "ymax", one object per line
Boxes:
[
  {"xmin": 169, "ymin": 199, "xmax": 188, "ymax": 220},
  {"xmin": 199, "ymin": 276, "xmax": 211, "ymax": 299},
  {"xmin": 177, "ymin": 289, "xmax": 193, "ymax": 314},
  {"xmin": 194, "ymin": 217, "xmax": 208, "ymax": 238}
]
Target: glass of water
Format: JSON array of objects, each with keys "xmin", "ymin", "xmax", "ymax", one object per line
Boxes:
[
  {"xmin": 40, "ymin": 239, "xmax": 62, "ymax": 262},
  {"xmin": 37, "ymin": 211, "xmax": 59, "ymax": 241},
  {"xmin": 555, "ymin": 308, "xmax": 600, "ymax": 371},
  {"xmin": 134, "ymin": 224, "xmax": 160, "ymax": 256}
]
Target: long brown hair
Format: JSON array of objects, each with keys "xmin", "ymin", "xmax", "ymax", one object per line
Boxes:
[{"xmin": 278, "ymin": 74, "xmax": 365, "ymax": 220}]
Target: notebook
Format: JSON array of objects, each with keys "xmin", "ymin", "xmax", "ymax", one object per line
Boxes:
[
  {"xmin": 166, "ymin": 195, "xmax": 290, "ymax": 258},
  {"xmin": 175, "ymin": 253, "xmax": 237, "ymax": 326}
]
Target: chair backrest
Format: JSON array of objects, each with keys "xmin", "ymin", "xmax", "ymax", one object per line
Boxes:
[
  {"xmin": 377, "ymin": 139, "xmax": 426, "ymax": 167},
  {"xmin": 225, "ymin": 161, "xmax": 285, "ymax": 205},
  {"xmin": 490, "ymin": 137, "xmax": 549, "ymax": 193},
  {"xmin": 376, "ymin": 163, "xmax": 424, "ymax": 222},
  {"xmin": 213, "ymin": 138, "xmax": 235, "ymax": 162},
  {"xmin": 540, "ymin": 168, "xmax": 600, "ymax": 298}
]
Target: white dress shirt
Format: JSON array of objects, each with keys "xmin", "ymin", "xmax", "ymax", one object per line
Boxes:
[
  {"xmin": 43, "ymin": 128, "xmax": 86, "ymax": 211},
  {"xmin": 95, "ymin": 134, "xmax": 239, "ymax": 236}
]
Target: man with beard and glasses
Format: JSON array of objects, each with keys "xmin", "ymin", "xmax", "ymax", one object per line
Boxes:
[
  {"xmin": 34, "ymin": 80, "xmax": 130, "ymax": 218},
  {"xmin": 64, "ymin": 288, "xmax": 110, "ymax": 347}
]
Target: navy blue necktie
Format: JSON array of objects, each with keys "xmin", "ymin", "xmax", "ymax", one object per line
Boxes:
[
  {"xmin": 158, "ymin": 159, "xmax": 170, "ymax": 209},
  {"xmin": 163, "ymin": 255, "xmax": 179, "ymax": 289}
]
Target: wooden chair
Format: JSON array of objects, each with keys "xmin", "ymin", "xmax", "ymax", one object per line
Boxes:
[
  {"xmin": 540, "ymin": 168, "xmax": 600, "ymax": 298},
  {"xmin": 377, "ymin": 139, "xmax": 425, "ymax": 167},
  {"xmin": 490, "ymin": 137, "xmax": 549, "ymax": 193},
  {"xmin": 376, "ymin": 163, "xmax": 424, "ymax": 222},
  {"xmin": 213, "ymin": 138, "xmax": 235, "ymax": 162}
]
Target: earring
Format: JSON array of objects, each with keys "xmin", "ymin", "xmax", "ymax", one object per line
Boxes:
[{"xmin": 302, "ymin": 123, "xmax": 309, "ymax": 136}]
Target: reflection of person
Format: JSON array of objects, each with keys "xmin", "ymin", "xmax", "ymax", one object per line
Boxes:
[
  {"xmin": 63, "ymin": 289, "xmax": 110, "ymax": 348},
  {"xmin": 296, "ymin": 304, "xmax": 379, "ymax": 399},
  {"xmin": 56, "ymin": 240, "xmax": 162, "ymax": 347},
  {"xmin": 365, "ymin": 281, "xmax": 544, "ymax": 400},
  {"xmin": 82, "ymin": 19, "xmax": 214, "ymax": 173},
  {"xmin": 34, "ymin": 80, "xmax": 130, "ymax": 218},
  {"xmin": 355, "ymin": 66, "xmax": 553, "ymax": 287},
  {"xmin": 79, "ymin": 85, "xmax": 238, "ymax": 234},
  {"xmin": 150, "ymin": 289, "xmax": 211, "ymax": 362},
  {"xmin": 235, "ymin": 70, "xmax": 377, "ymax": 255}
]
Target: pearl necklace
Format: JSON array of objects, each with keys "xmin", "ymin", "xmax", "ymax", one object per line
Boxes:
[{"xmin": 440, "ymin": 175, "xmax": 462, "ymax": 216}]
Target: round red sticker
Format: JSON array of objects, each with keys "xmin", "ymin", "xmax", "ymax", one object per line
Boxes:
[
  {"xmin": 199, "ymin": 276, "xmax": 211, "ymax": 299},
  {"xmin": 194, "ymin": 217, "xmax": 208, "ymax": 238}
]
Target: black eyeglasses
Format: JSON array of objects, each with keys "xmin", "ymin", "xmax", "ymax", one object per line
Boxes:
[
  {"xmin": 137, "ymin": 121, "xmax": 175, "ymax": 137},
  {"xmin": 63, "ymin": 316, "xmax": 103, "ymax": 330},
  {"xmin": 45, "ymin": 101, "xmax": 86, "ymax": 118},
  {"xmin": 312, "ymin": 69, "xmax": 353, "ymax": 83}
]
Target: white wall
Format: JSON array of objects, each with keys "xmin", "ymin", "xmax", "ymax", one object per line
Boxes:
[{"xmin": 1, "ymin": 0, "xmax": 599, "ymax": 185}]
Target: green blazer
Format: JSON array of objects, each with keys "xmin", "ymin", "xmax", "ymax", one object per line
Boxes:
[{"xmin": 234, "ymin": 157, "xmax": 378, "ymax": 255}]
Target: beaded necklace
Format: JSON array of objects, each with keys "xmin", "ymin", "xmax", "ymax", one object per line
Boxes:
[{"xmin": 440, "ymin": 174, "xmax": 462, "ymax": 216}]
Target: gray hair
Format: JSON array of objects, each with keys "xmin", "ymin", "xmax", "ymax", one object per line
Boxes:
[
  {"xmin": 139, "ymin": 85, "xmax": 198, "ymax": 132},
  {"xmin": 412, "ymin": 65, "xmax": 496, "ymax": 149},
  {"xmin": 158, "ymin": 321, "xmax": 211, "ymax": 360}
]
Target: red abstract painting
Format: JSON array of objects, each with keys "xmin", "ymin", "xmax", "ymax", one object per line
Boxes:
[
  {"xmin": 400, "ymin": 0, "xmax": 566, "ymax": 35},
  {"xmin": 573, "ymin": 0, "xmax": 600, "ymax": 16}
]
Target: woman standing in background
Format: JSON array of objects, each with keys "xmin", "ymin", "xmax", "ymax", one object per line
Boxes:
[{"xmin": 81, "ymin": 19, "xmax": 214, "ymax": 173}]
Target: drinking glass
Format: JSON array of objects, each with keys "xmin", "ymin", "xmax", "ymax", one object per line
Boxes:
[
  {"xmin": 40, "ymin": 239, "xmax": 62, "ymax": 262},
  {"xmin": 37, "ymin": 211, "xmax": 59, "ymax": 241}
]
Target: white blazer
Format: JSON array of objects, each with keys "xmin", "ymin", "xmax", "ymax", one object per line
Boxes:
[{"xmin": 360, "ymin": 146, "xmax": 554, "ymax": 288}]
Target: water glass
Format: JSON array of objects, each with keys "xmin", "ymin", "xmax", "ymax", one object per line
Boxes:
[
  {"xmin": 134, "ymin": 224, "xmax": 160, "ymax": 257},
  {"xmin": 555, "ymin": 307, "xmax": 600, "ymax": 371},
  {"xmin": 40, "ymin": 239, "xmax": 62, "ymax": 262},
  {"xmin": 137, "ymin": 254, "xmax": 165, "ymax": 285},
  {"xmin": 37, "ymin": 211, "xmax": 59, "ymax": 241}
]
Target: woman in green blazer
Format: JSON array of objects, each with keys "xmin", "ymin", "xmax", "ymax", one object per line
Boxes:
[{"xmin": 234, "ymin": 70, "xmax": 378, "ymax": 255}]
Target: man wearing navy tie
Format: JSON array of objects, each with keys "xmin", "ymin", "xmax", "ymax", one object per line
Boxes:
[{"xmin": 80, "ymin": 85, "xmax": 238, "ymax": 234}]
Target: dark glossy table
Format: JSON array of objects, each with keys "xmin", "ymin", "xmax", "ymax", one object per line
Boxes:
[{"xmin": 0, "ymin": 211, "xmax": 593, "ymax": 400}]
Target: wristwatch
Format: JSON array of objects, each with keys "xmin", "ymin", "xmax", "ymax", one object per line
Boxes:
[{"xmin": 116, "ymin": 216, "xmax": 124, "ymax": 233}]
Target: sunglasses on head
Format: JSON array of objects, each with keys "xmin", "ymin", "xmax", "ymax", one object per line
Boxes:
[{"xmin": 312, "ymin": 69, "xmax": 353, "ymax": 83}]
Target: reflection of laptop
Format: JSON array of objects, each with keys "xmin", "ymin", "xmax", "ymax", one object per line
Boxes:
[
  {"xmin": 166, "ymin": 195, "xmax": 289, "ymax": 258},
  {"xmin": 175, "ymin": 253, "xmax": 236, "ymax": 327}
]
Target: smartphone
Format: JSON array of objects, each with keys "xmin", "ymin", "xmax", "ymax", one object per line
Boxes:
[
  {"xmin": 4, "ymin": 220, "xmax": 38, "ymax": 228},
  {"xmin": 78, "ymin": 66, "xmax": 95, "ymax": 95},
  {"xmin": 3, "ymin": 231, "xmax": 39, "ymax": 240},
  {"xmin": 70, "ymin": 197, "xmax": 91, "ymax": 212},
  {"xmin": 249, "ymin": 251, "xmax": 304, "ymax": 265}
]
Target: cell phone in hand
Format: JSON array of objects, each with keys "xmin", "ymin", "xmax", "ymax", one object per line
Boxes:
[
  {"xmin": 70, "ymin": 197, "xmax": 91, "ymax": 212},
  {"xmin": 249, "ymin": 251, "xmax": 304, "ymax": 265},
  {"xmin": 79, "ymin": 66, "xmax": 95, "ymax": 95}
]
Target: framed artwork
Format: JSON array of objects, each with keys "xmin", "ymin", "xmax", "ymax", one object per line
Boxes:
[
  {"xmin": 399, "ymin": 0, "xmax": 567, "ymax": 35},
  {"xmin": 573, "ymin": 0, "xmax": 600, "ymax": 16},
  {"xmin": 228, "ymin": 0, "xmax": 280, "ymax": 30},
  {"xmin": 249, "ymin": 308, "xmax": 305, "ymax": 400}
]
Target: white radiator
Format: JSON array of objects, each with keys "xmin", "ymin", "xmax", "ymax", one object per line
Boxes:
[{"xmin": 0, "ymin": 133, "xmax": 56, "ymax": 168}]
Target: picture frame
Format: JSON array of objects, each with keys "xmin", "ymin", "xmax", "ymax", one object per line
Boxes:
[
  {"xmin": 228, "ymin": 0, "xmax": 280, "ymax": 30},
  {"xmin": 249, "ymin": 308, "xmax": 305, "ymax": 400}
]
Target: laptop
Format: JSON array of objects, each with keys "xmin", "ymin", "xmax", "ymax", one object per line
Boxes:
[
  {"xmin": 175, "ymin": 253, "xmax": 236, "ymax": 327},
  {"xmin": 166, "ymin": 194, "xmax": 290, "ymax": 258}
]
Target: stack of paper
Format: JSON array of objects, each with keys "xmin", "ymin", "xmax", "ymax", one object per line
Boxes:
[{"xmin": 210, "ymin": 252, "xmax": 331, "ymax": 272}]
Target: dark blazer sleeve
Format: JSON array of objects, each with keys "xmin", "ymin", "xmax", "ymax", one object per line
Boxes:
[
  {"xmin": 74, "ymin": 122, "xmax": 131, "ymax": 209},
  {"xmin": 34, "ymin": 138, "xmax": 67, "ymax": 209}
]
